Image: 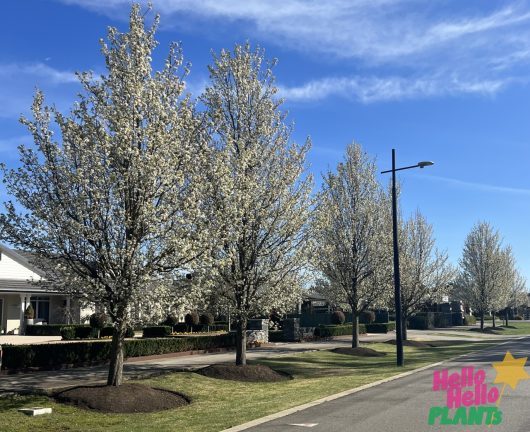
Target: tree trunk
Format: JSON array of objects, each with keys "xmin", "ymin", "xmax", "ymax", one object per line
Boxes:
[
  {"xmin": 402, "ymin": 313, "xmax": 408, "ymax": 341},
  {"xmin": 107, "ymin": 321, "xmax": 126, "ymax": 386},
  {"xmin": 351, "ymin": 314, "xmax": 359, "ymax": 348},
  {"xmin": 480, "ymin": 312, "xmax": 484, "ymax": 331},
  {"xmin": 505, "ymin": 309, "xmax": 509, "ymax": 327},
  {"xmin": 492, "ymin": 313, "xmax": 496, "ymax": 328},
  {"xmin": 235, "ymin": 318, "xmax": 247, "ymax": 365}
]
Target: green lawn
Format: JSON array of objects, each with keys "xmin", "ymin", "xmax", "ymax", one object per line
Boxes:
[
  {"xmin": 468, "ymin": 321, "xmax": 530, "ymax": 335},
  {"xmin": 0, "ymin": 340, "xmax": 495, "ymax": 432}
]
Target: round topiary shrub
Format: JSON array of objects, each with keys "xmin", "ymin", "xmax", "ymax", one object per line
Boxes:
[
  {"xmin": 331, "ymin": 310, "xmax": 346, "ymax": 325},
  {"xmin": 24, "ymin": 304, "xmax": 35, "ymax": 320},
  {"xmin": 199, "ymin": 312, "xmax": 214, "ymax": 327},
  {"xmin": 360, "ymin": 310, "xmax": 376, "ymax": 324},
  {"xmin": 89, "ymin": 312, "xmax": 108, "ymax": 329},
  {"xmin": 185, "ymin": 311, "xmax": 200, "ymax": 331},
  {"xmin": 163, "ymin": 314, "xmax": 179, "ymax": 327}
]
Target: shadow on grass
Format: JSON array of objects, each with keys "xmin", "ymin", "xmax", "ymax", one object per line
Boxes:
[
  {"xmin": 0, "ymin": 394, "xmax": 50, "ymax": 411},
  {"xmin": 253, "ymin": 341, "xmax": 495, "ymax": 379}
]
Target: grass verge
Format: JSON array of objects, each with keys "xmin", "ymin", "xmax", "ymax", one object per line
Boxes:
[
  {"xmin": 468, "ymin": 321, "xmax": 530, "ymax": 335},
  {"xmin": 0, "ymin": 340, "xmax": 495, "ymax": 432}
]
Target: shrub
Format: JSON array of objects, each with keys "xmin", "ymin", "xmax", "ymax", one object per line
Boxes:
[
  {"xmin": 142, "ymin": 326, "xmax": 172, "ymax": 338},
  {"xmin": 365, "ymin": 322, "xmax": 395, "ymax": 333},
  {"xmin": 61, "ymin": 325, "xmax": 97, "ymax": 340},
  {"xmin": 331, "ymin": 310, "xmax": 346, "ymax": 325},
  {"xmin": 60, "ymin": 327, "xmax": 75, "ymax": 340},
  {"xmin": 314, "ymin": 323, "xmax": 366, "ymax": 338},
  {"xmin": 1, "ymin": 333, "xmax": 236, "ymax": 371},
  {"xmin": 89, "ymin": 313, "xmax": 108, "ymax": 330},
  {"xmin": 185, "ymin": 312, "xmax": 200, "ymax": 327},
  {"xmin": 162, "ymin": 314, "xmax": 180, "ymax": 327},
  {"xmin": 24, "ymin": 304, "xmax": 35, "ymax": 320},
  {"xmin": 515, "ymin": 315, "xmax": 524, "ymax": 320},
  {"xmin": 25, "ymin": 324, "xmax": 69, "ymax": 336},
  {"xmin": 463, "ymin": 315, "xmax": 477, "ymax": 325},
  {"xmin": 199, "ymin": 312, "xmax": 214, "ymax": 327},
  {"xmin": 269, "ymin": 330, "xmax": 284, "ymax": 342},
  {"xmin": 359, "ymin": 310, "xmax": 376, "ymax": 324},
  {"xmin": 408, "ymin": 313, "xmax": 435, "ymax": 330},
  {"xmin": 100, "ymin": 326, "xmax": 135, "ymax": 338}
]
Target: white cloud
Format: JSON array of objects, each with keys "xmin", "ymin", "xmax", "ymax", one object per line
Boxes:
[
  {"xmin": 0, "ymin": 63, "xmax": 80, "ymax": 119},
  {"xmin": 422, "ymin": 175, "xmax": 530, "ymax": 197},
  {"xmin": 279, "ymin": 75, "xmax": 509, "ymax": 103},
  {"xmin": 0, "ymin": 63, "xmax": 78, "ymax": 85},
  {"xmin": 58, "ymin": 1, "xmax": 530, "ymax": 61},
  {"xmin": 56, "ymin": 0, "xmax": 530, "ymax": 102}
]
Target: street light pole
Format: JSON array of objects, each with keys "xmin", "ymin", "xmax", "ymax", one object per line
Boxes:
[
  {"xmin": 391, "ymin": 149, "xmax": 404, "ymax": 367},
  {"xmin": 381, "ymin": 149, "xmax": 433, "ymax": 367}
]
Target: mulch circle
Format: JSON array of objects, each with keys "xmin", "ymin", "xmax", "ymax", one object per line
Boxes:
[
  {"xmin": 197, "ymin": 364, "xmax": 291, "ymax": 382},
  {"xmin": 385, "ymin": 339, "xmax": 437, "ymax": 348},
  {"xmin": 54, "ymin": 383, "xmax": 189, "ymax": 413},
  {"xmin": 332, "ymin": 347, "xmax": 387, "ymax": 357}
]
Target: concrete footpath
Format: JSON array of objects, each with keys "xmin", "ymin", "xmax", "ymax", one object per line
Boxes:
[{"xmin": 0, "ymin": 328, "xmax": 512, "ymax": 394}]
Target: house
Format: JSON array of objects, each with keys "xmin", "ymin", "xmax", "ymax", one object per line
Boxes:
[{"xmin": 0, "ymin": 244, "xmax": 89, "ymax": 334}]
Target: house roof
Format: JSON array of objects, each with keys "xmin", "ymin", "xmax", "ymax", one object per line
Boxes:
[
  {"xmin": 0, "ymin": 278, "xmax": 59, "ymax": 294},
  {"xmin": 0, "ymin": 244, "xmax": 47, "ymax": 278}
]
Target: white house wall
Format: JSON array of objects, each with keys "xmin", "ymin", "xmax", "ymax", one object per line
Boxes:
[
  {"xmin": 0, "ymin": 253, "xmax": 41, "ymax": 281},
  {"xmin": 4, "ymin": 294, "xmax": 22, "ymax": 334}
]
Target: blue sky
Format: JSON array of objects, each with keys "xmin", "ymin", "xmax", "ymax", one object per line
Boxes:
[{"xmin": 2, "ymin": 0, "xmax": 530, "ymax": 281}]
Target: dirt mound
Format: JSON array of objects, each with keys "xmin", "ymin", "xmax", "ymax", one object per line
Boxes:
[
  {"xmin": 385, "ymin": 339, "xmax": 434, "ymax": 348},
  {"xmin": 197, "ymin": 364, "xmax": 291, "ymax": 382},
  {"xmin": 332, "ymin": 347, "xmax": 387, "ymax": 357},
  {"xmin": 55, "ymin": 383, "xmax": 189, "ymax": 413}
]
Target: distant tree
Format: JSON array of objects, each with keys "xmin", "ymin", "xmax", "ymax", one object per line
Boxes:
[
  {"xmin": 311, "ymin": 143, "xmax": 392, "ymax": 348},
  {"xmin": 202, "ymin": 44, "xmax": 312, "ymax": 365},
  {"xmin": 457, "ymin": 222, "xmax": 513, "ymax": 331},
  {"xmin": 0, "ymin": 5, "xmax": 214, "ymax": 386},
  {"xmin": 398, "ymin": 211, "xmax": 455, "ymax": 340}
]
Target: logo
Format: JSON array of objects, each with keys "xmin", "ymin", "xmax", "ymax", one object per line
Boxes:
[{"xmin": 428, "ymin": 351, "xmax": 530, "ymax": 427}]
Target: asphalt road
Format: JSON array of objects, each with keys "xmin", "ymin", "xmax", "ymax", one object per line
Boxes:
[{"xmin": 244, "ymin": 336, "xmax": 530, "ymax": 432}]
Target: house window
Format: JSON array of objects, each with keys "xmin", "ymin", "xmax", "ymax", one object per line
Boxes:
[{"xmin": 30, "ymin": 297, "xmax": 50, "ymax": 323}]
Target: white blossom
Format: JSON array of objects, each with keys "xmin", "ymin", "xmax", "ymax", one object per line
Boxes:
[{"xmin": 0, "ymin": 4, "xmax": 214, "ymax": 386}]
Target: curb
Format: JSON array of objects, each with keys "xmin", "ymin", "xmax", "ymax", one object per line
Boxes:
[{"xmin": 221, "ymin": 337, "xmax": 523, "ymax": 432}]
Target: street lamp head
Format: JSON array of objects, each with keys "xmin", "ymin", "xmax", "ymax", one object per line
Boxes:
[{"xmin": 417, "ymin": 161, "xmax": 434, "ymax": 169}]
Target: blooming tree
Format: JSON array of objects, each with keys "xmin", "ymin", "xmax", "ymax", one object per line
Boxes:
[
  {"xmin": 311, "ymin": 143, "xmax": 392, "ymax": 348},
  {"xmin": 0, "ymin": 5, "xmax": 214, "ymax": 386},
  {"xmin": 398, "ymin": 211, "xmax": 455, "ymax": 339},
  {"xmin": 457, "ymin": 222, "xmax": 513, "ymax": 331},
  {"xmin": 201, "ymin": 44, "xmax": 312, "ymax": 365}
]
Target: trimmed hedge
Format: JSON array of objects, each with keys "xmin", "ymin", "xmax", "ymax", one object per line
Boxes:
[
  {"xmin": 359, "ymin": 310, "xmax": 376, "ymax": 324},
  {"xmin": 61, "ymin": 325, "xmax": 98, "ymax": 340},
  {"xmin": 26, "ymin": 324, "xmax": 135, "ymax": 338},
  {"xmin": 365, "ymin": 322, "xmax": 396, "ymax": 333},
  {"xmin": 100, "ymin": 326, "xmax": 135, "ymax": 338},
  {"xmin": 142, "ymin": 326, "xmax": 172, "ymax": 338},
  {"xmin": 314, "ymin": 323, "xmax": 367, "ymax": 338},
  {"xmin": 1, "ymin": 333, "xmax": 236, "ymax": 371},
  {"xmin": 269, "ymin": 330, "xmax": 284, "ymax": 342},
  {"xmin": 172, "ymin": 323, "xmax": 229, "ymax": 333},
  {"xmin": 463, "ymin": 314, "xmax": 477, "ymax": 325},
  {"xmin": 25, "ymin": 324, "xmax": 69, "ymax": 336}
]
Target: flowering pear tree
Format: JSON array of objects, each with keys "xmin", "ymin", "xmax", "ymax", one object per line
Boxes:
[
  {"xmin": 201, "ymin": 44, "xmax": 312, "ymax": 365},
  {"xmin": 0, "ymin": 5, "xmax": 213, "ymax": 386},
  {"xmin": 398, "ymin": 211, "xmax": 455, "ymax": 340},
  {"xmin": 311, "ymin": 143, "xmax": 392, "ymax": 348},
  {"xmin": 457, "ymin": 222, "xmax": 513, "ymax": 331}
]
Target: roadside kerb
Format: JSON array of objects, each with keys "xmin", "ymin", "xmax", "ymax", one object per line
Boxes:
[{"xmin": 221, "ymin": 336, "xmax": 523, "ymax": 432}]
